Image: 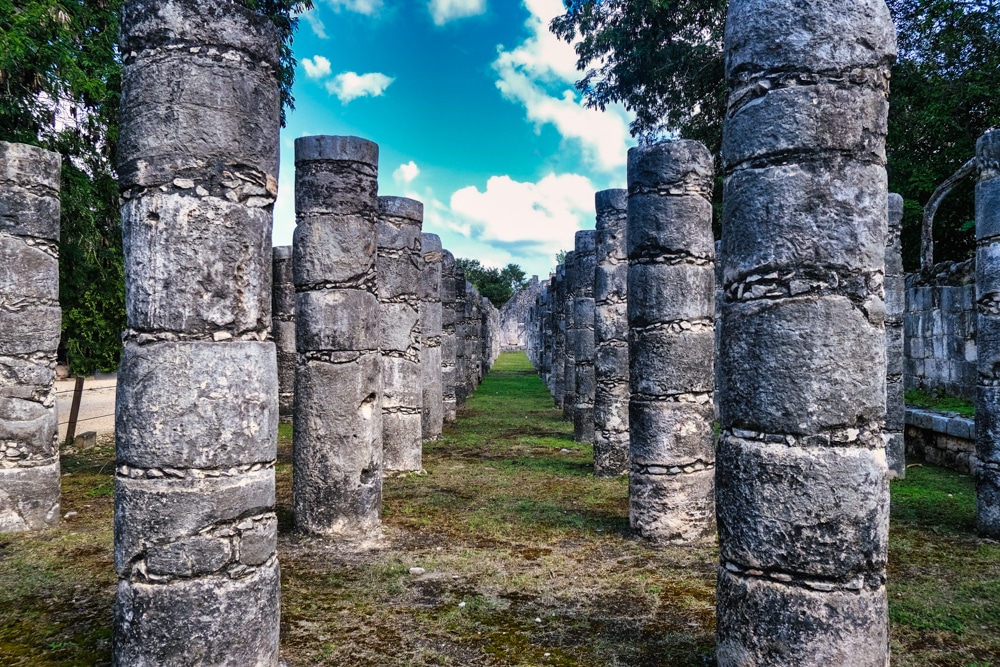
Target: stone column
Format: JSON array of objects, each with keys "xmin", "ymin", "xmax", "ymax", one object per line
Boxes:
[
  {"xmin": 627, "ymin": 141, "xmax": 716, "ymax": 543},
  {"xmin": 552, "ymin": 265, "xmax": 567, "ymax": 406},
  {"xmin": 0, "ymin": 141, "xmax": 61, "ymax": 534},
  {"xmin": 454, "ymin": 267, "xmax": 469, "ymax": 409},
  {"xmin": 292, "ymin": 135, "xmax": 381, "ymax": 536},
  {"xmin": 593, "ymin": 189, "xmax": 630, "ymax": 476},
  {"xmin": 886, "ymin": 194, "xmax": 905, "ymax": 478},
  {"xmin": 573, "ymin": 231, "xmax": 598, "ymax": 443},
  {"xmin": 441, "ymin": 250, "xmax": 458, "ymax": 422},
  {"xmin": 377, "ymin": 196, "xmax": 423, "ymax": 473},
  {"xmin": 716, "ymin": 2, "xmax": 894, "ymax": 663},
  {"xmin": 114, "ymin": 0, "xmax": 282, "ymax": 661},
  {"xmin": 272, "ymin": 246, "xmax": 295, "ymax": 423},
  {"xmin": 977, "ymin": 130, "xmax": 1000, "ymax": 537},
  {"xmin": 562, "ymin": 251, "xmax": 578, "ymax": 421},
  {"xmin": 420, "ymin": 233, "xmax": 444, "ymax": 441}
]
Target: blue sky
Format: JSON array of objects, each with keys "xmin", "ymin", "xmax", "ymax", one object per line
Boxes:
[{"xmin": 273, "ymin": 0, "xmax": 636, "ymax": 280}]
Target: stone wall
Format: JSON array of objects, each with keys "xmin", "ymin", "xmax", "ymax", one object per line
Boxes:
[{"xmin": 499, "ymin": 276, "xmax": 542, "ymax": 350}]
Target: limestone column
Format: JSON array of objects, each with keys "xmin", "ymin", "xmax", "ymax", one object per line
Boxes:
[
  {"xmin": 377, "ymin": 197, "xmax": 423, "ymax": 473},
  {"xmin": 441, "ymin": 251, "xmax": 458, "ymax": 421},
  {"xmin": 292, "ymin": 136, "xmax": 381, "ymax": 536},
  {"xmin": 552, "ymin": 265, "xmax": 567, "ymax": 406},
  {"xmin": 272, "ymin": 246, "xmax": 295, "ymax": 422},
  {"xmin": 114, "ymin": 0, "xmax": 282, "ymax": 661},
  {"xmin": 454, "ymin": 267, "xmax": 469, "ymax": 409},
  {"xmin": 977, "ymin": 130, "xmax": 1000, "ymax": 537},
  {"xmin": 573, "ymin": 231, "xmax": 598, "ymax": 442},
  {"xmin": 593, "ymin": 189, "xmax": 630, "ymax": 476},
  {"xmin": 627, "ymin": 142, "xmax": 716, "ymax": 543},
  {"xmin": 562, "ymin": 251, "xmax": 578, "ymax": 421},
  {"xmin": 0, "ymin": 141, "xmax": 61, "ymax": 533},
  {"xmin": 420, "ymin": 233, "xmax": 444, "ymax": 441},
  {"xmin": 886, "ymin": 194, "xmax": 906, "ymax": 477},
  {"xmin": 716, "ymin": 2, "xmax": 895, "ymax": 663}
]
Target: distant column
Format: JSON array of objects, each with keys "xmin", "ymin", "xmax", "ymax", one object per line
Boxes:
[
  {"xmin": 0, "ymin": 141, "xmax": 61, "ymax": 534},
  {"xmin": 716, "ymin": 1, "xmax": 894, "ymax": 662},
  {"xmin": 552, "ymin": 265, "xmax": 567, "ymax": 406},
  {"xmin": 977, "ymin": 129, "xmax": 1000, "ymax": 537},
  {"xmin": 627, "ymin": 141, "xmax": 716, "ymax": 543},
  {"xmin": 454, "ymin": 268, "xmax": 469, "ymax": 409},
  {"xmin": 292, "ymin": 136, "xmax": 381, "ymax": 536},
  {"xmin": 272, "ymin": 246, "xmax": 295, "ymax": 422},
  {"xmin": 441, "ymin": 251, "xmax": 458, "ymax": 422},
  {"xmin": 886, "ymin": 194, "xmax": 905, "ymax": 477},
  {"xmin": 420, "ymin": 233, "xmax": 444, "ymax": 441},
  {"xmin": 114, "ymin": 0, "xmax": 281, "ymax": 661},
  {"xmin": 572, "ymin": 231, "xmax": 598, "ymax": 442},
  {"xmin": 562, "ymin": 251, "xmax": 578, "ymax": 421},
  {"xmin": 377, "ymin": 196, "xmax": 423, "ymax": 473},
  {"xmin": 593, "ymin": 189, "xmax": 630, "ymax": 476}
]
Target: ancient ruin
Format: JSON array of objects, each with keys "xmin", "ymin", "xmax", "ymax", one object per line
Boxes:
[
  {"xmin": 272, "ymin": 245, "xmax": 295, "ymax": 422},
  {"xmin": 572, "ymin": 231, "xmax": 598, "ymax": 443},
  {"xmin": 627, "ymin": 141, "xmax": 716, "ymax": 543},
  {"xmin": 420, "ymin": 233, "xmax": 444, "ymax": 441},
  {"xmin": 593, "ymin": 189, "xmax": 630, "ymax": 476},
  {"xmin": 562, "ymin": 251, "xmax": 578, "ymax": 421},
  {"xmin": 441, "ymin": 250, "xmax": 458, "ymax": 422},
  {"xmin": 715, "ymin": 1, "xmax": 895, "ymax": 663},
  {"xmin": 114, "ymin": 0, "xmax": 282, "ymax": 661},
  {"xmin": 977, "ymin": 129, "xmax": 1000, "ymax": 538},
  {"xmin": 292, "ymin": 135, "xmax": 382, "ymax": 536},
  {"xmin": 0, "ymin": 141, "xmax": 62, "ymax": 534},
  {"xmin": 552, "ymin": 264, "xmax": 567, "ymax": 407},
  {"xmin": 887, "ymin": 194, "xmax": 905, "ymax": 477},
  {"xmin": 377, "ymin": 196, "xmax": 424, "ymax": 473}
]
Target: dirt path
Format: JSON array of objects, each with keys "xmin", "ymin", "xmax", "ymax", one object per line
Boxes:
[{"xmin": 54, "ymin": 377, "xmax": 117, "ymax": 443}]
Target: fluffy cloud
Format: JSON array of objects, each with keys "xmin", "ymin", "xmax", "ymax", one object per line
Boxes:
[
  {"xmin": 325, "ymin": 72, "xmax": 395, "ymax": 104},
  {"xmin": 302, "ymin": 55, "xmax": 332, "ymax": 80},
  {"xmin": 429, "ymin": 0, "xmax": 486, "ymax": 26},
  {"xmin": 494, "ymin": 0, "xmax": 633, "ymax": 172},
  {"xmin": 393, "ymin": 161, "xmax": 421, "ymax": 186},
  {"xmin": 302, "ymin": 9, "xmax": 329, "ymax": 39},
  {"xmin": 324, "ymin": 0, "xmax": 383, "ymax": 14}
]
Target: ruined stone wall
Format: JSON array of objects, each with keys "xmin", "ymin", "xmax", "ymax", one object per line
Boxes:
[
  {"xmin": 114, "ymin": 0, "xmax": 281, "ymax": 660},
  {"xmin": 453, "ymin": 266, "xmax": 469, "ymax": 410},
  {"xmin": 441, "ymin": 251, "xmax": 458, "ymax": 422},
  {"xmin": 887, "ymin": 195, "xmax": 905, "ymax": 477},
  {"xmin": 499, "ymin": 276, "xmax": 542, "ymax": 350},
  {"xmin": 562, "ymin": 252, "xmax": 578, "ymax": 420},
  {"xmin": 572, "ymin": 231, "xmax": 598, "ymax": 443},
  {"xmin": 0, "ymin": 141, "xmax": 62, "ymax": 534},
  {"xmin": 272, "ymin": 246, "xmax": 295, "ymax": 422},
  {"xmin": 552, "ymin": 264, "xmax": 567, "ymax": 407},
  {"xmin": 420, "ymin": 233, "xmax": 444, "ymax": 441}
]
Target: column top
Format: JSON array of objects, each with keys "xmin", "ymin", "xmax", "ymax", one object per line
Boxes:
[
  {"xmin": 379, "ymin": 196, "xmax": 424, "ymax": 222},
  {"xmin": 295, "ymin": 135, "xmax": 379, "ymax": 167}
]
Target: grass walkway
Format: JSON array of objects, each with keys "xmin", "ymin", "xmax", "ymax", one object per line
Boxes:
[{"xmin": 0, "ymin": 352, "xmax": 998, "ymax": 665}]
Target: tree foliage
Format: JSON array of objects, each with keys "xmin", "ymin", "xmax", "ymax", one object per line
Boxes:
[
  {"xmin": 553, "ymin": 0, "xmax": 1000, "ymax": 269},
  {"xmin": 456, "ymin": 258, "xmax": 528, "ymax": 309},
  {"xmin": 1, "ymin": 0, "xmax": 310, "ymax": 373}
]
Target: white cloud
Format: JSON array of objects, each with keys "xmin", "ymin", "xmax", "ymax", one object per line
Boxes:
[
  {"xmin": 429, "ymin": 0, "xmax": 486, "ymax": 25},
  {"xmin": 323, "ymin": 0, "xmax": 383, "ymax": 15},
  {"xmin": 302, "ymin": 55, "xmax": 332, "ymax": 80},
  {"xmin": 393, "ymin": 161, "xmax": 421, "ymax": 186},
  {"xmin": 302, "ymin": 9, "xmax": 330, "ymax": 39},
  {"xmin": 493, "ymin": 0, "xmax": 633, "ymax": 172},
  {"xmin": 325, "ymin": 72, "xmax": 395, "ymax": 104}
]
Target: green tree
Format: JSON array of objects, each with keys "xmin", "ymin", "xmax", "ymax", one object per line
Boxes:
[
  {"xmin": 1, "ymin": 0, "xmax": 310, "ymax": 373},
  {"xmin": 552, "ymin": 0, "xmax": 1000, "ymax": 269},
  {"xmin": 456, "ymin": 258, "xmax": 528, "ymax": 309}
]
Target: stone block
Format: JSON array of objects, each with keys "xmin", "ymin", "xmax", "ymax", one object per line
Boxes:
[
  {"xmin": 0, "ymin": 306, "xmax": 62, "ymax": 357},
  {"xmin": 977, "ymin": 178, "xmax": 1000, "ymax": 241},
  {"xmin": 630, "ymin": 328, "xmax": 715, "ymax": 397},
  {"xmin": 294, "ymin": 136, "xmax": 378, "ymax": 216},
  {"xmin": 0, "ymin": 236, "xmax": 59, "ymax": 302},
  {"xmin": 293, "ymin": 215, "xmax": 376, "ymax": 288},
  {"xmin": 0, "ymin": 396, "xmax": 57, "ymax": 458},
  {"xmin": 626, "ymin": 194, "xmax": 714, "ymax": 260},
  {"xmin": 379, "ymin": 302, "xmax": 420, "ymax": 354},
  {"xmin": 626, "ymin": 140, "xmax": 714, "ymax": 199},
  {"xmin": 628, "ymin": 263, "xmax": 714, "ymax": 326},
  {"xmin": 0, "ymin": 461, "xmax": 60, "ymax": 533},
  {"xmin": 629, "ymin": 468, "xmax": 715, "ymax": 543},
  {"xmin": 630, "ymin": 400, "xmax": 715, "ymax": 466},
  {"xmin": 296, "ymin": 289, "xmax": 379, "ymax": 352},
  {"xmin": 0, "ymin": 142, "xmax": 60, "ymax": 240}
]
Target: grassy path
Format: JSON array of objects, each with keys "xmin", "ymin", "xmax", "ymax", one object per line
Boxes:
[{"xmin": 0, "ymin": 352, "xmax": 998, "ymax": 665}]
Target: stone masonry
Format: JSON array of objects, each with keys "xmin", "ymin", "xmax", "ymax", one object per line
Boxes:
[
  {"xmin": 0, "ymin": 141, "xmax": 61, "ymax": 534},
  {"xmin": 377, "ymin": 196, "xmax": 423, "ymax": 473},
  {"xmin": 441, "ymin": 250, "xmax": 458, "ymax": 422},
  {"xmin": 627, "ymin": 141, "xmax": 716, "ymax": 543},
  {"xmin": 976, "ymin": 129, "xmax": 1000, "ymax": 537},
  {"xmin": 292, "ymin": 136, "xmax": 382, "ymax": 537},
  {"xmin": 552, "ymin": 264, "xmax": 567, "ymax": 407},
  {"xmin": 887, "ymin": 194, "xmax": 906, "ymax": 477},
  {"xmin": 114, "ymin": 0, "xmax": 282, "ymax": 661},
  {"xmin": 562, "ymin": 251, "xmax": 578, "ymax": 421},
  {"xmin": 572, "ymin": 231, "xmax": 598, "ymax": 443},
  {"xmin": 272, "ymin": 246, "xmax": 295, "ymax": 423},
  {"xmin": 420, "ymin": 233, "xmax": 444, "ymax": 441},
  {"xmin": 716, "ymin": 2, "xmax": 895, "ymax": 663},
  {"xmin": 593, "ymin": 189, "xmax": 630, "ymax": 476},
  {"xmin": 453, "ymin": 265, "xmax": 469, "ymax": 410}
]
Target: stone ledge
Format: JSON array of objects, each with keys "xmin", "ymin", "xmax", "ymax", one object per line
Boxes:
[{"xmin": 904, "ymin": 407, "xmax": 977, "ymax": 474}]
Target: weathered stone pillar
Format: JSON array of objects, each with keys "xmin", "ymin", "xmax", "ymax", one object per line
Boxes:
[
  {"xmin": 114, "ymin": 0, "xmax": 282, "ymax": 661},
  {"xmin": 977, "ymin": 129, "xmax": 1000, "ymax": 537},
  {"xmin": 886, "ymin": 194, "xmax": 905, "ymax": 478},
  {"xmin": 420, "ymin": 233, "xmax": 444, "ymax": 441},
  {"xmin": 552, "ymin": 265, "xmax": 567, "ymax": 406},
  {"xmin": 572, "ymin": 231, "xmax": 598, "ymax": 443},
  {"xmin": 292, "ymin": 135, "xmax": 381, "ymax": 536},
  {"xmin": 627, "ymin": 141, "xmax": 716, "ymax": 543},
  {"xmin": 0, "ymin": 141, "xmax": 61, "ymax": 534},
  {"xmin": 273, "ymin": 246, "xmax": 295, "ymax": 422},
  {"xmin": 593, "ymin": 189, "xmax": 630, "ymax": 476},
  {"xmin": 441, "ymin": 250, "xmax": 458, "ymax": 422},
  {"xmin": 562, "ymin": 251, "xmax": 578, "ymax": 421},
  {"xmin": 377, "ymin": 197, "xmax": 423, "ymax": 473},
  {"xmin": 716, "ymin": 2, "xmax": 894, "ymax": 663},
  {"xmin": 454, "ymin": 268, "xmax": 469, "ymax": 409}
]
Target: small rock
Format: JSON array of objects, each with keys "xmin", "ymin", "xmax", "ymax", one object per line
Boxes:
[
  {"xmin": 458, "ymin": 601, "xmax": 466, "ymax": 608},
  {"xmin": 409, "ymin": 567, "xmax": 425, "ymax": 575},
  {"xmin": 172, "ymin": 178, "xmax": 195, "ymax": 189},
  {"xmin": 64, "ymin": 511, "xmax": 78, "ymax": 519},
  {"xmin": 535, "ymin": 617, "xmax": 542, "ymax": 623}
]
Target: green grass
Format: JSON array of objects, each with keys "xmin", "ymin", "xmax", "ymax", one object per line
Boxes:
[
  {"xmin": 905, "ymin": 388, "xmax": 976, "ymax": 417},
  {"xmin": 2, "ymin": 354, "xmax": 999, "ymax": 665}
]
